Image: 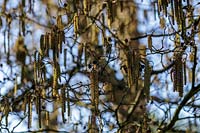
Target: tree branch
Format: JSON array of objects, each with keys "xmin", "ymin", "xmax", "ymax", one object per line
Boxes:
[{"xmin": 159, "ymin": 83, "xmax": 200, "ymax": 132}]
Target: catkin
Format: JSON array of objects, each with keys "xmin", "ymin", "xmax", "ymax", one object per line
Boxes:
[
  {"xmin": 183, "ymin": 60, "xmax": 187, "ymax": 85},
  {"xmin": 64, "ymin": 48, "xmax": 67, "ymax": 69},
  {"xmin": 52, "ymin": 66, "xmax": 58, "ymax": 97},
  {"xmin": 73, "ymin": 13, "xmax": 79, "ymax": 36},
  {"xmin": 173, "ymin": 55, "xmax": 183, "ymax": 97},
  {"xmin": 40, "ymin": 34, "xmax": 45, "ymax": 56},
  {"xmin": 83, "ymin": 0, "xmax": 88, "ymax": 15},
  {"xmin": 144, "ymin": 60, "xmax": 151, "ymax": 101},
  {"xmin": 34, "ymin": 52, "xmax": 38, "ymax": 84},
  {"xmin": 61, "ymin": 86, "xmax": 66, "ymax": 123},
  {"xmin": 171, "ymin": 0, "xmax": 175, "ymax": 24},
  {"xmin": 90, "ymin": 67, "xmax": 99, "ymax": 114},
  {"xmin": 147, "ymin": 35, "xmax": 152, "ymax": 52},
  {"xmin": 57, "ymin": 15, "xmax": 63, "ymax": 29},
  {"xmin": 14, "ymin": 77, "xmax": 18, "ymax": 96},
  {"xmin": 28, "ymin": 94, "xmax": 32, "ymax": 129},
  {"xmin": 67, "ymin": 87, "xmax": 70, "ymax": 117},
  {"xmin": 38, "ymin": 93, "xmax": 42, "ymax": 128},
  {"xmin": 45, "ymin": 111, "xmax": 49, "ymax": 126}
]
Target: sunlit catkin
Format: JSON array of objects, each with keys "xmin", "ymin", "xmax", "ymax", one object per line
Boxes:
[
  {"xmin": 73, "ymin": 13, "xmax": 79, "ymax": 36},
  {"xmin": 83, "ymin": 0, "xmax": 88, "ymax": 15},
  {"xmin": 57, "ymin": 15, "xmax": 63, "ymax": 29},
  {"xmin": 45, "ymin": 111, "xmax": 49, "ymax": 126},
  {"xmin": 14, "ymin": 77, "xmax": 18, "ymax": 96},
  {"xmin": 52, "ymin": 65, "xmax": 58, "ymax": 97}
]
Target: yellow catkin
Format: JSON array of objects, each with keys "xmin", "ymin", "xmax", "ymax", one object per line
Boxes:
[
  {"xmin": 52, "ymin": 65, "xmax": 58, "ymax": 97},
  {"xmin": 57, "ymin": 15, "xmax": 63, "ymax": 29},
  {"xmin": 14, "ymin": 77, "xmax": 18, "ymax": 96},
  {"xmin": 160, "ymin": 17, "xmax": 165, "ymax": 29},
  {"xmin": 45, "ymin": 111, "xmax": 49, "ymax": 126},
  {"xmin": 73, "ymin": 13, "xmax": 79, "ymax": 36},
  {"xmin": 83, "ymin": 0, "xmax": 88, "ymax": 15}
]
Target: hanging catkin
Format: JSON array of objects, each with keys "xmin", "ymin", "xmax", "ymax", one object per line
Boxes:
[
  {"xmin": 38, "ymin": 93, "xmax": 42, "ymax": 128},
  {"xmin": 83, "ymin": 0, "xmax": 88, "ymax": 15},
  {"xmin": 64, "ymin": 48, "xmax": 67, "ymax": 69},
  {"xmin": 40, "ymin": 34, "xmax": 45, "ymax": 56},
  {"xmin": 147, "ymin": 35, "xmax": 152, "ymax": 52},
  {"xmin": 127, "ymin": 48, "xmax": 140, "ymax": 94},
  {"xmin": 28, "ymin": 94, "xmax": 32, "ymax": 129},
  {"xmin": 67, "ymin": 87, "xmax": 70, "ymax": 117},
  {"xmin": 61, "ymin": 86, "xmax": 66, "ymax": 123},
  {"xmin": 14, "ymin": 77, "xmax": 18, "ymax": 96},
  {"xmin": 90, "ymin": 65, "xmax": 99, "ymax": 114},
  {"xmin": 171, "ymin": 0, "xmax": 175, "ymax": 24},
  {"xmin": 45, "ymin": 111, "xmax": 49, "ymax": 126},
  {"xmin": 144, "ymin": 60, "xmax": 151, "ymax": 101},
  {"xmin": 34, "ymin": 51, "xmax": 38, "ymax": 85},
  {"xmin": 183, "ymin": 60, "xmax": 187, "ymax": 85},
  {"xmin": 52, "ymin": 63, "xmax": 58, "ymax": 98},
  {"xmin": 173, "ymin": 54, "xmax": 183, "ymax": 97},
  {"xmin": 73, "ymin": 13, "xmax": 79, "ymax": 36}
]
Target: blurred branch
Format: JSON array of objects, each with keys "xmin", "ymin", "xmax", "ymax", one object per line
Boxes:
[{"xmin": 151, "ymin": 62, "xmax": 174, "ymax": 75}]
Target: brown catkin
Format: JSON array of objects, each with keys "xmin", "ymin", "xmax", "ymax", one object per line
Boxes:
[
  {"xmin": 147, "ymin": 35, "xmax": 152, "ymax": 52},
  {"xmin": 28, "ymin": 94, "xmax": 32, "ymax": 129},
  {"xmin": 90, "ymin": 66, "xmax": 99, "ymax": 114},
  {"xmin": 64, "ymin": 48, "xmax": 67, "ymax": 69},
  {"xmin": 40, "ymin": 34, "xmax": 45, "ymax": 56},
  {"xmin": 144, "ymin": 60, "xmax": 151, "ymax": 101},
  {"xmin": 173, "ymin": 55, "xmax": 183, "ymax": 97},
  {"xmin": 67, "ymin": 87, "xmax": 70, "ymax": 117},
  {"xmin": 61, "ymin": 86, "xmax": 66, "ymax": 123}
]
